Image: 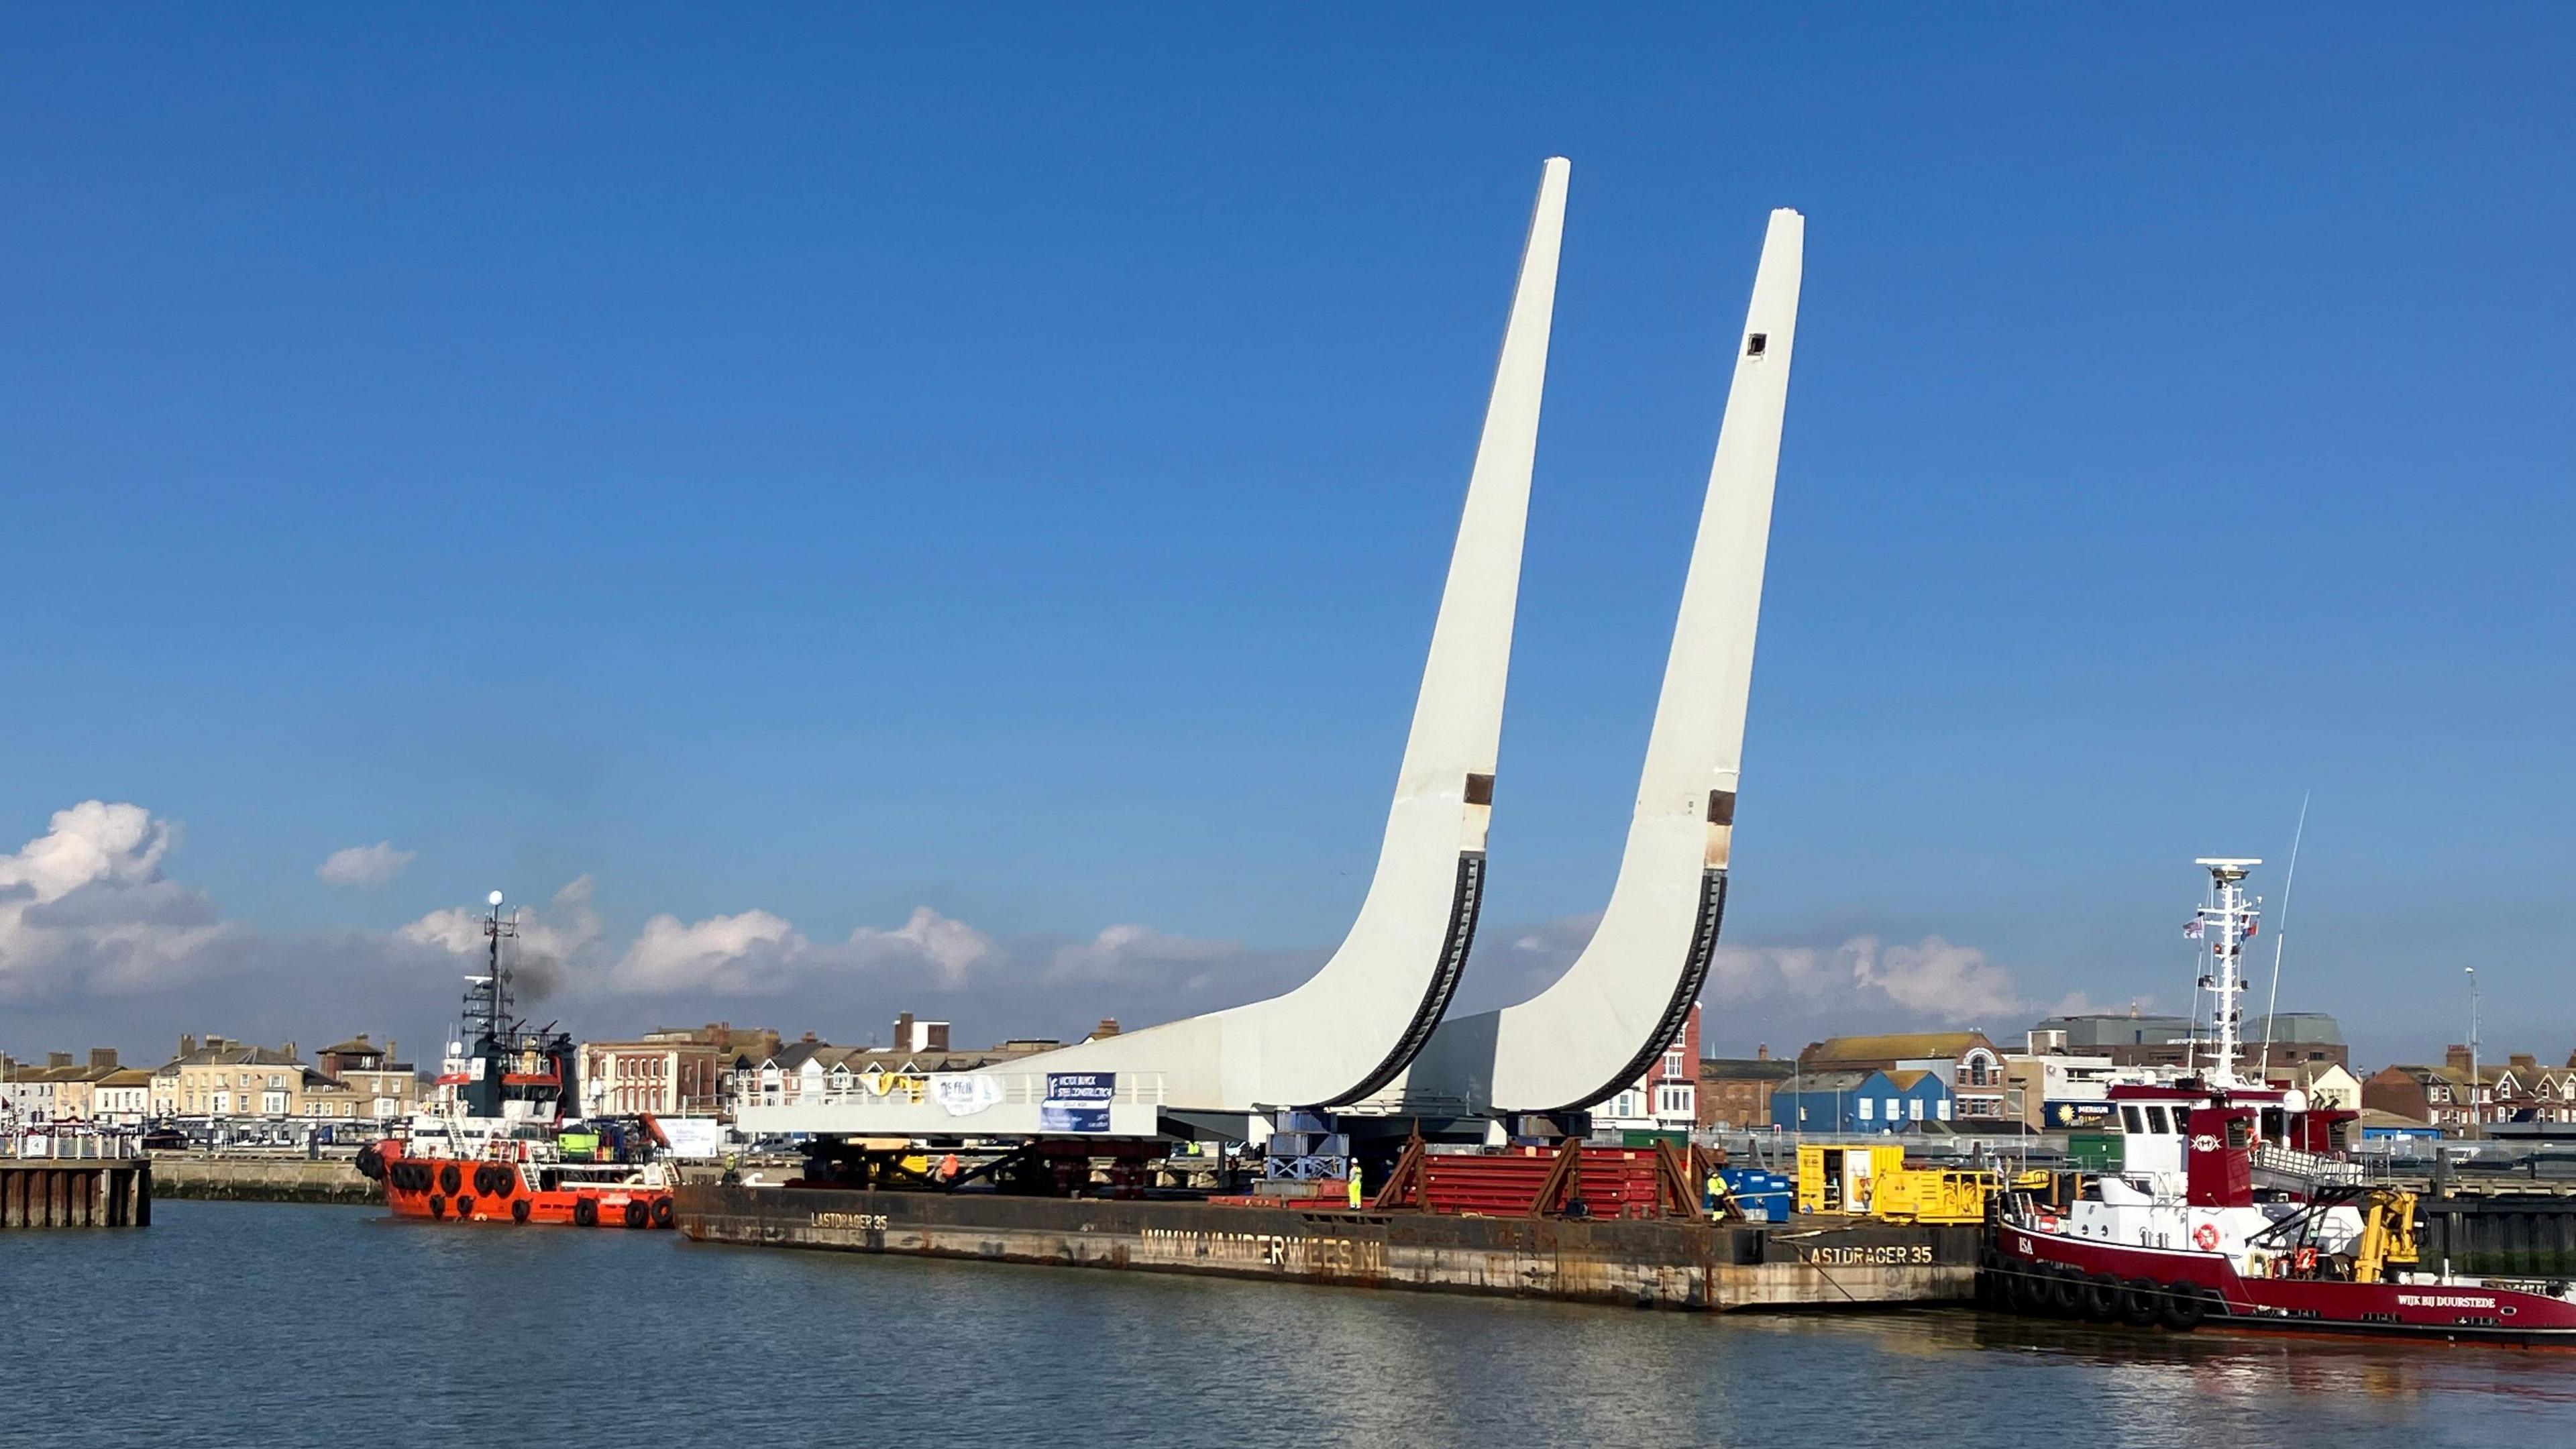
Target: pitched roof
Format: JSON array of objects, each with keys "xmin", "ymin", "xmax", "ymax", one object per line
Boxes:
[
  {"xmin": 1776, "ymin": 1069, "xmax": 1878, "ymax": 1093},
  {"xmin": 1883, "ymin": 1069, "xmax": 1939, "ymax": 1091},
  {"xmin": 1700, "ymin": 1058, "xmax": 1798, "ymax": 1083},
  {"xmin": 1804, "ymin": 1032, "xmax": 1994, "ymax": 1064}
]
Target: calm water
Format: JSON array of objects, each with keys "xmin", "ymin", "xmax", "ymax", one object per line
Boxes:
[{"xmin": 7, "ymin": 1201, "xmax": 2575, "ymax": 1447}]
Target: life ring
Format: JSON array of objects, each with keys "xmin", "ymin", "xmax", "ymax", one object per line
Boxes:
[
  {"xmin": 438, "ymin": 1163, "xmax": 462, "ymax": 1196},
  {"xmin": 573, "ymin": 1198, "xmax": 598, "ymax": 1228},
  {"xmin": 2293, "ymin": 1246, "xmax": 2318, "ymax": 1275},
  {"xmin": 511, "ymin": 1198, "xmax": 531, "ymax": 1224},
  {"xmin": 2192, "ymin": 1222, "xmax": 2220, "ymax": 1251},
  {"xmin": 623, "ymin": 1199, "xmax": 649, "ymax": 1230},
  {"xmin": 651, "ymin": 1197, "xmax": 675, "ymax": 1228}
]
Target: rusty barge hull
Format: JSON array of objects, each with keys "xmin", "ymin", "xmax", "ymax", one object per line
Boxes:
[{"xmin": 675, "ymin": 1185, "xmax": 1976, "ymax": 1311}]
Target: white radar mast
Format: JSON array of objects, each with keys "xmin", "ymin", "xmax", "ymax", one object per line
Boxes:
[{"xmin": 2191, "ymin": 857, "xmax": 2263, "ymax": 1091}]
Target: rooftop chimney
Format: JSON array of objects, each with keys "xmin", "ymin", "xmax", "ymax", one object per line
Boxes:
[
  {"xmin": 1756, "ymin": 1044, "xmax": 1770, "ymax": 1061},
  {"xmin": 48, "ymin": 1052, "xmax": 73, "ymax": 1069},
  {"xmin": 89, "ymin": 1047, "xmax": 117, "ymax": 1071},
  {"xmin": 2446, "ymin": 1044, "xmax": 2474, "ymax": 1073},
  {"xmin": 180, "ymin": 1034, "xmax": 198, "ymax": 1057},
  {"xmin": 1088, "ymin": 1018, "xmax": 1121, "ymax": 1041}
]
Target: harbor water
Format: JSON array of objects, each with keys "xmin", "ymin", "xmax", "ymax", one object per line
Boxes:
[{"xmin": 6, "ymin": 1201, "xmax": 2574, "ymax": 1447}]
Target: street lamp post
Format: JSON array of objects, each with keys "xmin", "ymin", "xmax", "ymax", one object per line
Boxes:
[{"xmin": 2466, "ymin": 965, "xmax": 2481, "ymax": 1138}]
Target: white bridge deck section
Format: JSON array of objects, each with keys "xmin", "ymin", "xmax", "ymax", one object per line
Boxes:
[
  {"xmin": 738, "ymin": 1073, "xmax": 1167, "ymax": 1139},
  {"xmin": 780, "ymin": 159, "xmax": 1572, "ymax": 1132},
  {"xmin": 1383, "ymin": 209, "xmax": 1805, "ymax": 1117}
]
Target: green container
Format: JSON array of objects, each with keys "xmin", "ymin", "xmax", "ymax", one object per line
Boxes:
[
  {"xmin": 2065, "ymin": 1131, "xmax": 2123, "ymax": 1171},
  {"xmin": 1619, "ymin": 1130, "xmax": 1689, "ymax": 1150}
]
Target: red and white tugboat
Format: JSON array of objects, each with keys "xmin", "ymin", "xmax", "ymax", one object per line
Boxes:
[
  {"xmin": 356, "ymin": 890, "xmax": 677, "ymax": 1230},
  {"xmin": 1992, "ymin": 859, "xmax": 2576, "ymax": 1345}
]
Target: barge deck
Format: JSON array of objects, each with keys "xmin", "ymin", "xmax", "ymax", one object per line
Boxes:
[{"xmin": 674, "ymin": 1183, "xmax": 1976, "ymax": 1311}]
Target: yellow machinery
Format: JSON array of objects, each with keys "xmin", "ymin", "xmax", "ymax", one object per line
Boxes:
[
  {"xmin": 1796, "ymin": 1144, "xmax": 1998, "ymax": 1224},
  {"xmin": 2354, "ymin": 1187, "xmax": 2420, "ymax": 1284}
]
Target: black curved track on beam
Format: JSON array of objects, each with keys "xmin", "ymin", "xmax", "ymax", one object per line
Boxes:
[
  {"xmin": 1317, "ymin": 850, "xmax": 1485, "ymax": 1108},
  {"xmin": 1544, "ymin": 867, "xmax": 1728, "ymax": 1116}
]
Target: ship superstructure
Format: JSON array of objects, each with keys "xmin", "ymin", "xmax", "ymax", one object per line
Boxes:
[{"xmin": 1990, "ymin": 860, "xmax": 2576, "ymax": 1343}]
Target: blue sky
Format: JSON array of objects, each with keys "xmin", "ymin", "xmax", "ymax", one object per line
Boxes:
[{"xmin": 4, "ymin": 9, "xmax": 2571, "ymax": 1065}]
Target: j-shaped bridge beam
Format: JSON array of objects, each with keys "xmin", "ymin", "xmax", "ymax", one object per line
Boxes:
[
  {"xmin": 1381, "ymin": 208, "xmax": 1805, "ymax": 1118},
  {"xmin": 743, "ymin": 158, "xmax": 1569, "ymax": 1136}
]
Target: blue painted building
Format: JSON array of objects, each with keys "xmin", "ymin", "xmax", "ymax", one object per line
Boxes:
[{"xmin": 1768, "ymin": 1069, "xmax": 1955, "ymax": 1134}]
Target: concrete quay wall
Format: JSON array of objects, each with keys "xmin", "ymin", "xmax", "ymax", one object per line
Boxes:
[
  {"xmin": 676, "ymin": 1183, "xmax": 1976, "ymax": 1311},
  {"xmin": 149, "ymin": 1153, "xmax": 374, "ymax": 1205}
]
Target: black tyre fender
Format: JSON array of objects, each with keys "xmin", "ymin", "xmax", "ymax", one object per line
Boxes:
[
  {"xmin": 651, "ymin": 1197, "xmax": 675, "ymax": 1228},
  {"xmin": 511, "ymin": 1198, "xmax": 531, "ymax": 1224},
  {"xmin": 623, "ymin": 1199, "xmax": 649, "ymax": 1230},
  {"xmin": 2045, "ymin": 1266, "xmax": 2084, "ymax": 1316},
  {"xmin": 573, "ymin": 1197, "xmax": 598, "ymax": 1227},
  {"xmin": 356, "ymin": 1144, "xmax": 384, "ymax": 1181},
  {"xmin": 2121, "ymin": 1278, "xmax": 2163, "ymax": 1328},
  {"xmin": 1999, "ymin": 1260, "xmax": 2038, "ymax": 1313},
  {"xmin": 427, "ymin": 1194, "xmax": 446, "ymax": 1219},
  {"xmin": 486, "ymin": 1168, "xmax": 514, "ymax": 1199},
  {"xmin": 2159, "ymin": 1283, "xmax": 2208, "ymax": 1330},
  {"xmin": 456, "ymin": 1195, "xmax": 476, "ymax": 1220},
  {"xmin": 2080, "ymin": 1273, "xmax": 2123, "ymax": 1323},
  {"xmin": 438, "ymin": 1163, "xmax": 462, "ymax": 1196}
]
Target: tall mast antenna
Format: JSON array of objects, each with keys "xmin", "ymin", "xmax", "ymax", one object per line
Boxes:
[
  {"xmin": 2256, "ymin": 792, "xmax": 2310, "ymax": 1077},
  {"xmin": 2191, "ymin": 858, "xmax": 2262, "ymax": 1091}
]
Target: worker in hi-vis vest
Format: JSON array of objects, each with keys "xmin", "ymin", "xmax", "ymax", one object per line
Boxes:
[{"xmin": 1346, "ymin": 1171, "xmax": 1363, "ymax": 1210}]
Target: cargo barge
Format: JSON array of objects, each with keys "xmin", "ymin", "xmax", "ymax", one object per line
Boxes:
[{"xmin": 674, "ymin": 1183, "xmax": 1977, "ymax": 1311}]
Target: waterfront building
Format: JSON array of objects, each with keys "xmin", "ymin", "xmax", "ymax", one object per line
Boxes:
[
  {"xmin": 1796, "ymin": 1032, "xmax": 2006, "ymax": 1124},
  {"xmin": 2363, "ymin": 1046, "xmax": 2504, "ymax": 1132},
  {"xmin": 2024, "ymin": 1010, "xmax": 2349, "ymax": 1070},
  {"xmin": 1593, "ymin": 1004, "xmax": 1702, "ymax": 1138},
  {"xmin": 735, "ymin": 1016, "xmax": 1065, "ymax": 1114},
  {"xmin": 2489, "ymin": 1054, "xmax": 2576, "ymax": 1124},
  {"xmin": 314, "ymin": 1036, "xmax": 421, "ymax": 1120},
  {"xmin": 2, "ymin": 1050, "xmax": 127, "ymax": 1124},
  {"xmin": 578, "ymin": 1024, "xmax": 758, "ymax": 1117},
  {"xmin": 2264, "ymin": 1059, "xmax": 2362, "ymax": 1111},
  {"xmin": 91, "ymin": 1068, "xmax": 154, "ymax": 1125},
  {"xmin": 1697, "ymin": 1045, "xmax": 1796, "ymax": 1131},
  {"xmin": 1769, "ymin": 1068, "xmax": 1952, "ymax": 1134},
  {"xmin": 156, "ymin": 1036, "xmax": 308, "ymax": 1118}
]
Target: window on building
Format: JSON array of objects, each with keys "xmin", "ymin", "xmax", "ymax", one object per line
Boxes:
[
  {"xmin": 1858, "ymin": 1098, "xmax": 1873, "ymax": 1122},
  {"xmin": 1663, "ymin": 1049, "xmax": 1685, "ymax": 1079},
  {"xmin": 1910, "ymin": 1099, "xmax": 1925, "ymax": 1120},
  {"xmin": 1937, "ymin": 1099, "xmax": 1953, "ymax": 1120}
]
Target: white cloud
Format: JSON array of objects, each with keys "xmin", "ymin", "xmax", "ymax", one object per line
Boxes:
[
  {"xmin": 616, "ymin": 908, "xmax": 800, "ymax": 992},
  {"xmin": 1700, "ymin": 932, "xmax": 2027, "ymax": 1026},
  {"xmin": 316, "ymin": 841, "xmax": 415, "ymax": 888},
  {"xmin": 851, "ymin": 906, "xmax": 996, "ymax": 989},
  {"xmin": 0, "ymin": 801, "xmax": 248, "ymax": 1000},
  {"xmin": 1043, "ymin": 922, "xmax": 1242, "ymax": 991}
]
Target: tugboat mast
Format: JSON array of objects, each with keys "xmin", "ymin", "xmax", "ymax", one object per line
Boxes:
[{"xmin": 2190, "ymin": 858, "xmax": 2263, "ymax": 1091}]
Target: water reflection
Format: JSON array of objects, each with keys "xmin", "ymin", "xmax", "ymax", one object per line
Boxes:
[{"xmin": 5, "ymin": 1206, "xmax": 2571, "ymax": 1449}]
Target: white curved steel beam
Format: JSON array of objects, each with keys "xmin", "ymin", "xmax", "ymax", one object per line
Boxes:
[
  {"xmin": 1393, "ymin": 207, "xmax": 1804, "ymax": 1117},
  {"xmin": 976, "ymin": 159, "xmax": 1572, "ymax": 1112}
]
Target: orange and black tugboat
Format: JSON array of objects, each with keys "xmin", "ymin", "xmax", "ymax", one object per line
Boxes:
[{"xmin": 356, "ymin": 890, "xmax": 676, "ymax": 1230}]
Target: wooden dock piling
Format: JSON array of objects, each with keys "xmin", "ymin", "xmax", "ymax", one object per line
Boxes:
[{"xmin": 0, "ymin": 1159, "xmax": 152, "ymax": 1228}]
